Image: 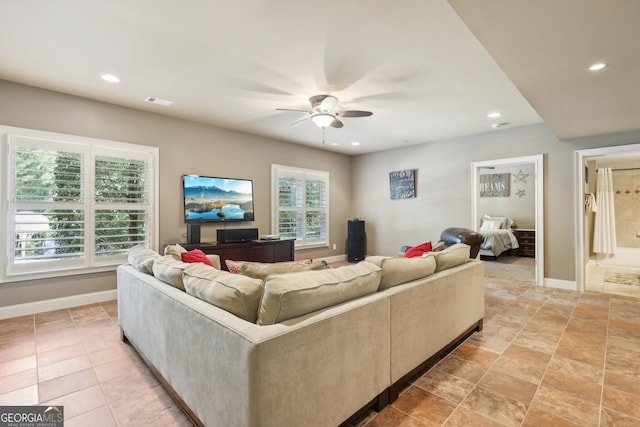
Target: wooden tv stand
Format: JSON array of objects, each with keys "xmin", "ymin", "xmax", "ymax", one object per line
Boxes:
[{"xmin": 182, "ymin": 239, "xmax": 294, "ymax": 270}]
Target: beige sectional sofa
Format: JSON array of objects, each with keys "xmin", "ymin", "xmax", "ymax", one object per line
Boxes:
[{"xmin": 117, "ymin": 243, "xmax": 484, "ymax": 427}]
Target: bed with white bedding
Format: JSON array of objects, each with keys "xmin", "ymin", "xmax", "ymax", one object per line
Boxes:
[{"xmin": 478, "ymin": 215, "xmax": 519, "ymax": 258}]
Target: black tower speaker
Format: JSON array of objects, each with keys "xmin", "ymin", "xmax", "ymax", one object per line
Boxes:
[
  {"xmin": 347, "ymin": 219, "xmax": 366, "ymax": 262},
  {"xmin": 186, "ymin": 223, "xmax": 201, "ymax": 244}
]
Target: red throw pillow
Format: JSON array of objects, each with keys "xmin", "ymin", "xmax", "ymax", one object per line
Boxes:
[
  {"xmin": 404, "ymin": 241, "xmax": 433, "ymax": 258},
  {"xmin": 181, "ymin": 249, "xmax": 213, "ymax": 266}
]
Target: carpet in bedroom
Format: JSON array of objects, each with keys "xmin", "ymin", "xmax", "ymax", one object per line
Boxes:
[{"xmin": 482, "ymin": 255, "xmax": 535, "ymax": 283}]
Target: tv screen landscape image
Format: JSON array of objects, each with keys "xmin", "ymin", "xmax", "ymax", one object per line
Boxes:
[{"xmin": 183, "ymin": 175, "xmax": 255, "ymax": 223}]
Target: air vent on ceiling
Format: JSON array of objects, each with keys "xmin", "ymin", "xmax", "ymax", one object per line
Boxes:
[{"xmin": 145, "ymin": 96, "xmax": 173, "ymax": 107}]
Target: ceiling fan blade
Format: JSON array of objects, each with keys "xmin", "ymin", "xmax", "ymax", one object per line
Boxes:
[
  {"xmin": 336, "ymin": 110, "xmax": 373, "ymax": 118},
  {"xmin": 330, "ymin": 118, "xmax": 344, "ymax": 128},
  {"xmin": 289, "ymin": 116, "xmax": 310, "ymax": 126},
  {"xmin": 276, "ymin": 108, "xmax": 311, "ymax": 113}
]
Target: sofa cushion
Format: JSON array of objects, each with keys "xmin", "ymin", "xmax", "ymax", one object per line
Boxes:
[
  {"xmin": 181, "ymin": 248, "xmax": 213, "ymax": 266},
  {"xmin": 226, "ymin": 258, "xmax": 315, "ymax": 274},
  {"xmin": 434, "ymin": 243, "xmax": 470, "ymax": 272},
  {"xmin": 241, "ymin": 261, "xmax": 324, "ymax": 280},
  {"xmin": 366, "ymin": 254, "xmax": 436, "ymax": 290},
  {"xmin": 127, "ymin": 244, "xmax": 161, "ymax": 274},
  {"xmin": 404, "ymin": 241, "xmax": 433, "ymax": 258},
  {"xmin": 257, "ymin": 262, "xmax": 382, "ymax": 325},
  {"xmin": 152, "ymin": 255, "xmax": 192, "ymax": 290},
  {"xmin": 182, "ymin": 263, "xmax": 264, "ymax": 323},
  {"xmin": 164, "ymin": 243, "xmax": 187, "ymax": 260}
]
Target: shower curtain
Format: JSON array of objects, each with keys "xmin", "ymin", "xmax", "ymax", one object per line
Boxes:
[{"xmin": 593, "ymin": 168, "xmax": 617, "ymax": 254}]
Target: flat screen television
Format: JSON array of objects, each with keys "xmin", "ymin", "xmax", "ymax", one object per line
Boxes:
[{"xmin": 183, "ymin": 175, "xmax": 255, "ymax": 223}]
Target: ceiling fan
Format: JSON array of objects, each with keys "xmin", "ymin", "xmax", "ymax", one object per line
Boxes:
[{"xmin": 277, "ymin": 95, "xmax": 373, "ymax": 128}]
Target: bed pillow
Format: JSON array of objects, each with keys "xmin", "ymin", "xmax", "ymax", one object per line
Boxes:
[
  {"xmin": 480, "ymin": 219, "xmax": 504, "ymax": 231},
  {"xmin": 481, "ymin": 215, "xmax": 514, "ymax": 229}
]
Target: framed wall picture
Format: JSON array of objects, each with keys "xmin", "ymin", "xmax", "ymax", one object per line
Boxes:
[
  {"xmin": 389, "ymin": 169, "xmax": 416, "ymax": 199},
  {"xmin": 480, "ymin": 173, "xmax": 510, "ymax": 197}
]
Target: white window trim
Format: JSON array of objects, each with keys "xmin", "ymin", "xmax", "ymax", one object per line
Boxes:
[
  {"xmin": 1, "ymin": 125, "xmax": 159, "ymax": 282},
  {"xmin": 271, "ymin": 164, "xmax": 329, "ymax": 249}
]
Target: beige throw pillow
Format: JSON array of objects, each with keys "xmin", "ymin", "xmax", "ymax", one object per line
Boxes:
[
  {"xmin": 183, "ymin": 263, "xmax": 264, "ymax": 323},
  {"xmin": 128, "ymin": 244, "xmax": 161, "ymax": 274},
  {"xmin": 164, "ymin": 243, "xmax": 187, "ymax": 260},
  {"xmin": 434, "ymin": 243, "xmax": 470, "ymax": 272},
  {"xmin": 257, "ymin": 262, "xmax": 381, "ymax": 325},
  {"xmin": 240, "ymin": 261, "xmax": 324, "ymax": 280}
]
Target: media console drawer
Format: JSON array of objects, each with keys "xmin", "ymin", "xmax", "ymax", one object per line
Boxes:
[
  {"xmin": 182, "ymin": 239, "xmax": 294, "ymax": 270},
  {"xmin": 513, "ymin": 229, "xmax": 535, "ymax": 257}
]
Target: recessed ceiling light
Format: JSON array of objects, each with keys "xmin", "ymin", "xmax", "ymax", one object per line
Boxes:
[
  {"xmin": 351, "ymin": 141, "xmax": 360, "ymax": 146},
  {"xmin": 588, "ymin": 62, "xmax": 607, "ymax": 71},
  {"xmin": 100, "ymin": 74, "xmax": 120, "ymax": 83},
  {"xmin": 487, "ymin": 112, "xmax": 502, "ymax": 118}
]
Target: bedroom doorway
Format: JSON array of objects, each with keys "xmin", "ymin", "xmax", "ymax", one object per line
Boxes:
[{"xmin": 471, "ymin": 155, "xmax": 544, "ymax": 286}]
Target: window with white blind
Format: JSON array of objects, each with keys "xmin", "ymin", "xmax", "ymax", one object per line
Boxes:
[
  {"xmin": 1, "ymin": 126, "xmax": 158, "ymax": 282},
  {"xmin": 272, "ymin": 164, "xmax": 329, "ymax": 249}
]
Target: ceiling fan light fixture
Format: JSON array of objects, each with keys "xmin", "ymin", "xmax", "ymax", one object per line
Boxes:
[{"xmin": 311, "ymin": 112, "xmax": 335, "ymax": 128}]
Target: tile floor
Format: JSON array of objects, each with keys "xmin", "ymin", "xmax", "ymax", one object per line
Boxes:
[
  {"xmin": 585, "ymin": 259, "xmax": 640, "ymax": 298},
  {"xmin": 1, "ymin": 276, "xmax": 639, "ymax": 426}
]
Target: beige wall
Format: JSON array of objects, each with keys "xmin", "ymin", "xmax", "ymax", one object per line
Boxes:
[
  {"xmin": 352, "ymin": 124, "xmax": 640, "ymax": 282},
  {"xmin": 3, "ymin": 78, "xmax": 640, "ymax": 306},
  {"xmin": 0, "ymin": 80, "xmax": 353, "ymax": 307}
]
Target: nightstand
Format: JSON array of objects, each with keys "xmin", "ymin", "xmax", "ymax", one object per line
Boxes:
[{"xmin": 514, "ymin": 229, "xmax": 536, "ymax": 257}]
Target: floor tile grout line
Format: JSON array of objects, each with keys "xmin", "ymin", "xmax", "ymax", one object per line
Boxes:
[{"xmin": 440, "ymin": 279, "xmax": 540, "ymax": 427}]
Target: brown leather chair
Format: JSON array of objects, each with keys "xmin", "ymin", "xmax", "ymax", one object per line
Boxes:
[{"xmin": 440, "ymin": 227, "xmax": 483, "ymax": 259}]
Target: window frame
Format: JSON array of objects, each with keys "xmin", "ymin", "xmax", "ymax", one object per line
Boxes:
[
  {"xmin": 1, "ymin": 125, "xmax": 159, "ymax": 282},
  {"xmin": 271, "ymin": 164, "xmax": 329, "ymax": 249}
]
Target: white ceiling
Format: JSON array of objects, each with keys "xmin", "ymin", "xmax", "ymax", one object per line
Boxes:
[{"xmin": 0, "ymin": 1, "xmax": 636, "ymax": 154}]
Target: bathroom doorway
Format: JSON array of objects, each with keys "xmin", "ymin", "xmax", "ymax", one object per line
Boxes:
[{"xmin": 575, "ymin": 144, "xmax": 640, "ymax": 296}]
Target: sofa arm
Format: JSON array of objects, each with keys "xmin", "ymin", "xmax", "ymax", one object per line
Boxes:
[{"xmin": 206, "ymin": 254, "xmax": 221, "ymax": 269}]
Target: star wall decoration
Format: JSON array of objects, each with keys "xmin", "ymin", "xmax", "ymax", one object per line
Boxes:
[
  {"xmin": 513, "ymin": 169, "xmax": 530, "ymax": 184},
  {"xmin": 516, "ymin": 189, "xmax": 526, "ymax": 198}
]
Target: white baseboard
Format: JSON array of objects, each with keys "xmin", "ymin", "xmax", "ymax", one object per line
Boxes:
[
  {"xmin": 544, "ymin": 278, "xmax": 577, "ymax": 291},
  {"xmin": 0, "ymin": 289, "xmax": 117, "ymax": 320}
]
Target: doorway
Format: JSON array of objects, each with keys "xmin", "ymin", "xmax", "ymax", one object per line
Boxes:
[
  {"xmin": 471, "ymin": 155, "xmax": 544, "ymax": 286},
  {"xmin": 575, "ymin": 144, "xmax": 640, "ymax": 295}
]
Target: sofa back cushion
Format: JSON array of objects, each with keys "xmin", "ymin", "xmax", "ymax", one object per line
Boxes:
[
  {"xmin": 240, "ymin": 261, "xmax": 325, "ymax": 280},
  {"xmin": 434, "ymin": 243, "xmax": 470, "ymax": 272},
  {"xmin": 152, "ymin": 255, "xmax": 192, "ymax": 290},
  {"xmin": 257, "ymin": 262, "xmax": 382, "ymax": 325},
  {"xmin": 128, "ymin": 245, "xmax": 161, "ymax": 274},
  {"xmin": 182, "ymin": 263, "xmax": 264, "ymax": 323},
  {"xmin": 366, "ymin": 254, "xmax": 436, "ymax": 290},
  {"xmin": 164, "ymin": 243, "xmax": 187, "ymax": 259}
]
